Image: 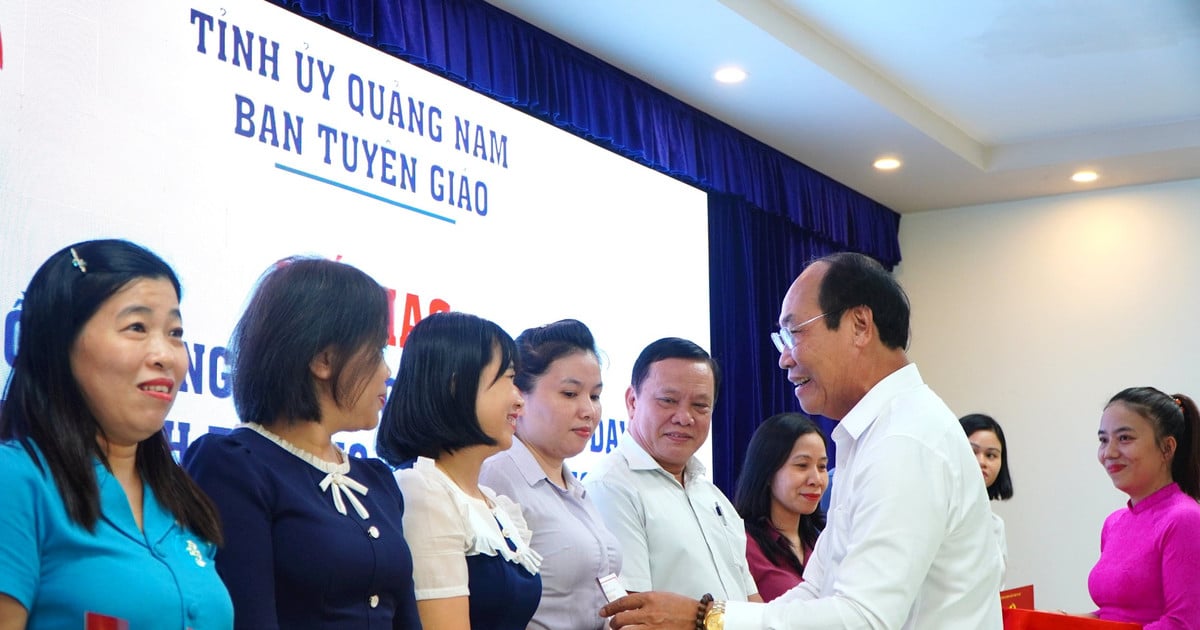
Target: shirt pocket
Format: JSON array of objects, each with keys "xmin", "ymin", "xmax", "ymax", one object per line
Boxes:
[{"xmin": 695, "ymin": 500, "xmax": 749, "ymax": 575}]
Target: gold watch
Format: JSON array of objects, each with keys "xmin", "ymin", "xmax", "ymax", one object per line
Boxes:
[{"xmin": 703, "ymin": 600, "xmax": 726, "ymax": 630}]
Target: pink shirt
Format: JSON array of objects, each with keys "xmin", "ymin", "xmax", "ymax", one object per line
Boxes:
[
  {"xmin": 1088, "ymin": 483, "xmax": 1200, "ymax": 630},
  {"xmin": 745, "ymin": 531, "xmax": 808, "ymax": 602}
]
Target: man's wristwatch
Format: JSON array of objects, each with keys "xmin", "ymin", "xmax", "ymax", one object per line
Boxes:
[{"xmin": 703, "ymin": 600, "xmax": 726, "ymax": 630}]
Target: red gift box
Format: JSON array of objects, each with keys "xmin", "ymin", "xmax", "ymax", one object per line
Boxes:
[
  {"xmin": 1003, "ymin": 608, "xmax": 1142, "ymax": 630},
  {"xmin": 1001, "ymin": 585, "xmax": 1036, "ymax": 610}
]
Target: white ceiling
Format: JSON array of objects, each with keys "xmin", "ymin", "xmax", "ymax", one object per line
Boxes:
[{"xmin": 480, "ymin": 0, "xmax": 1200, "ymax": 213}]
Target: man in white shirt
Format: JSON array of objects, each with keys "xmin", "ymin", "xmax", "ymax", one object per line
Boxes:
[
  {"xmin": 586, "ymin": 338, "xmax": 761, "ymax": 603},
  {"xmin": 602, "ymin": 252, "xmax": 1002, "ymax": 629}
]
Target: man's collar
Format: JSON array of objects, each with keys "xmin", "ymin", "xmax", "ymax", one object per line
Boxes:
[
  {"xmin": 836, "ymin": 362, "xmax": 922, "ymax": 440},
  {"xmin": 620, "ymin": 434, "xmax": 707, "ymax": 478}
]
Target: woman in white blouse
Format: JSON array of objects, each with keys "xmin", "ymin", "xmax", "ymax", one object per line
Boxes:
[
  {"xmin": 959, "ymin": 413, "xmax": 1014, "ymax": 584},
  {"xmin": 376, "ymin": 311, "xmax": 541, "ymax": 630},
  {"xmin": 480, "ymin": 319, "xmax": 622, "ymax": 630}
]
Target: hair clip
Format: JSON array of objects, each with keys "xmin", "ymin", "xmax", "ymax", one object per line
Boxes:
[
  {"xmin": 1174, "ymin": 397, "xmax": 1184, "ymax": 409},
  {"xmin": 69, "ymin": 247, "xmax": 88, "ymax": 273}
]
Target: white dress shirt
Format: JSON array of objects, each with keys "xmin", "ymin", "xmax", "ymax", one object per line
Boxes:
[
  {"xmin": 726, "ymin": 364, "xmax": 1002, "ymax": 629},
  {"xmin": 992, "ymin": 511, "xmax": 1008, "ymax": 589},
  {"xmin": 585, "ymin": 438, "xmax": 757, "ymax": 600}
]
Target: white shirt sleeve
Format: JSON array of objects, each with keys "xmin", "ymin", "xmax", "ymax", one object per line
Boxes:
[
  {"xmin": 992, "ymin": 512, "xmax": 1008, "ymax": 588},
  {"xmin": 726, "ymin": 435, "xmax": 954, "ymax": 630},
  {"xmin": 586, "ymin": 475, "xmax": 652, "ymax": 593},
  {"xmin": 395, "ymin": 466, "xmax": 471, "ymax": 600},
  {"xmin": 728, "ymin": 496, "xmax": 760, "ymax": 599}
]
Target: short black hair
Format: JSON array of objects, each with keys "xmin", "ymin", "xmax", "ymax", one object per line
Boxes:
[
  {"xmin": 959, "ymin": 413, "xmax": 1014, "ymax": 501},
  {"xmin": 1, "ymin": 239, "xmax": 222, "ymax": 542},
  {"xmin": 814, "ymin": 252, "xmax": 910, "ymax": 350},
  {"xmin": 514, "ymin": 319, "xmax": 599, "ymax": 393},
  {"xmin": 630, "ymin": 337, "xmax": 720, "ymax": 402},
  {"xmin": 230, "ymin": 257, "xmax": 389, "ymax": 426},
  {"xmin": 1107, "ymin": 387, "xmax": 1200, "ymax": 500},
  {"xmin": 376, "ymin": 311, "xmax": 518, "ymax": 464},
  {"xmin": 734, "ymin": 412, "xmax": 828, "ymax": 575}
]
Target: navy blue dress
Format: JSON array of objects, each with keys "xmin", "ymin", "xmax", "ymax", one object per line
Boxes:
[
  {"xmin": 184, "ymin": 427, "xmax": 421, "ymax": 629},
  {"xmin": 395, "ymin": 457, "xmax": 541, "ymax": 630},
  {"xmin": 465, "ymin": 529, "xmax": 542, "ymax": 628}
]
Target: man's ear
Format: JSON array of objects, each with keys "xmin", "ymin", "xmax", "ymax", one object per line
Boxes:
[
  {"xmin": 848, "ymin": 305, "xmax": 875, "ymax": 346},
  {"xmin": 625, "ymin": 385, "xmax": 638, "ymax": 418}
]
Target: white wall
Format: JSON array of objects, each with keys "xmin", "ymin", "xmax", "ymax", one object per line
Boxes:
[{"xmin": 896, "ymin": 177, "xmax": 1200, "ymax": 611}]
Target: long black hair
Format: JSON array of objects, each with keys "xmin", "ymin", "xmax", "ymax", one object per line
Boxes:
[
  {"xmin": 734, "ymin": 412, "xmax": 828, "ymax": 575},
  {"xmin": 1108, "ymin": 387, "xmax": 1200, "ymax": 500},
  {"xmin": 0, "ymin": 240, "xmax": 222, "ymax": 542}
]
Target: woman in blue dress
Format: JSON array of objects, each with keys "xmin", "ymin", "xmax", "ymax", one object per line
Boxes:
[
  {"xmin": 0, "ymin": 239, "xmax": 232, "ymax": 629},
  {"xmin": 184, "ymin": 257, "xmax": 420, "ymax": 629},
  {"xmin": 377, "ymin": 311, "xmax": 542, "ymax": 630}
]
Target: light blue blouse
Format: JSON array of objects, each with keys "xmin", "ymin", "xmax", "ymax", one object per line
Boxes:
[{"xmin": 0, "ymin": 440, "xmax": 233, "ymax": 629}]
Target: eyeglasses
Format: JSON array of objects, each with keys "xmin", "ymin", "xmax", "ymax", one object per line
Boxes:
[{"xmin": 771, "ymin": 312, "xmax": 830, "ymax": 352}]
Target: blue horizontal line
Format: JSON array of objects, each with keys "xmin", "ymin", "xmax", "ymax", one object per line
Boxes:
[{"xmin": 274, "ymin": 162, "xmax": 456, "ymax": 225}]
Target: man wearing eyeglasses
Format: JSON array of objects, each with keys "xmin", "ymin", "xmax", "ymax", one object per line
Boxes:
[{"xmin": 602, "ymin": 252, "xmax": 1001, "ymax": 629}]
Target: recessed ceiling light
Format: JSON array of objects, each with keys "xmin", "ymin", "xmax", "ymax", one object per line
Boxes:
[
  {"xmin": 873, "ymin": 157, "xmax": 901, "ymax": 170},
  {"xmin": 713, "ymin": 66, "xmax": 747, "ymax": 84},
  {"xmin": 1071, "ymin": 170, "xmax": 1099, "ymax": 183}
]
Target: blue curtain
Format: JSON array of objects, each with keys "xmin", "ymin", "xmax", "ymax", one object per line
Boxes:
[
  {"xmin": 707, "ymin": 194, "xmax": 842, "ymax": 491},
  {"xmin": 276, "ymin": 0, "xmax": 897, "ymax": 493}
]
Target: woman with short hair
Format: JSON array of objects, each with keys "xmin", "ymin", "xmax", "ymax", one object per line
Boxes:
[
  {"xmin": 959, "ymin": 413, "xmax": 1014, "ymax": 583},
  {"xmin": 184, "ymin": 257, "xmax": 419, "ymax": 629},
  {"xmin": 377, "ymin": 311, "xmax": 541, "ymax": 630}
]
